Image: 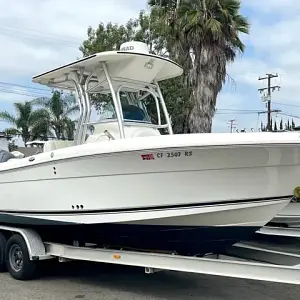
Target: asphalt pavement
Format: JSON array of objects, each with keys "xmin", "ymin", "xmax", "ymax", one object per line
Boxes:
[{"xmin": 0, "ymin": 261, "xmax": 299, "ymax": 300}]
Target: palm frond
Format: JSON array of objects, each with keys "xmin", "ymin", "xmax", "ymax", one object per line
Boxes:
[
  {"xmin": 50, "ymin": 91, "xmax": 64, "ymax": 120},
  {"xmin": 28, "ymin": 108, "xmax": 50, "ymax": 126},
  {"xmin": 204, "ymin": 18, "xmax": 222, "ymax": 40},
  {"xmin": 63, "ymin": 106, "xmax": 80, "ymax": 118},
  {"xmin": 233, "ymin": 14, "xmax": 250, "ymax": 34},
  {"xmin": 4, "ymin": 127, "xmax": 21, "ymax": 136},
  {"xmin": 30, "ymin": 121, "xmax": 53, "ymax": 141},
  {"xmin": 13, "ymin": 102, "xmax": 32, "ymax": 118},
  {"xmin": 31, "ymin": 96, "xmax": 51, "ymax": 107},
  {"xmin": 63, "ymin": 118, "xmax": 76, "ymax": 140},
  {"xmin": 0, "ymin": 111, "xmax": 17, "ymax": 124}
]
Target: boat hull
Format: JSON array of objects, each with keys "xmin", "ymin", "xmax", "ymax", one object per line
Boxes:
[
  {"xmin": 0, "ymin": 197, "xmax": 290, "ymax": 255},
  {"xmin": 0, "ymin": 143, "xmax": 299, "ymax": 212}
]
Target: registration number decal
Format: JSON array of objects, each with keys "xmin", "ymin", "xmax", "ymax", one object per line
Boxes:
[
  {"xmin": 141, "ymin": 154, "xmax": 155, "ymax": 160},
  {"xmin": 141, "ymin": 151, "xmax": 192, "ymax": 160}
]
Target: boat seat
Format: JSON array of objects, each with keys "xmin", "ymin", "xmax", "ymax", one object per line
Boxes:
[
  {"xmin": 122, "ymin": 104, "xmax": 147, "ymax": 122},
  {"xmin": 43, "ymin": 140, "xmax": 75, "ymax": 152},
  {"xmin": 0, "ymin": 149, "xmax": 15, "ymax": 163},
  {"xmin": 85, "ymin": 120, "xmax": 161, "ymax": 144}
]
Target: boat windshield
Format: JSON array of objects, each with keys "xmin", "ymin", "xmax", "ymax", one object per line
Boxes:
[{"xmin": 97, "ymin": 89, "xmax": 153, "ymax": 124}]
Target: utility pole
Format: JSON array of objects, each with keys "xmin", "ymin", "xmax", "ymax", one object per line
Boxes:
[
  {"xmin": 227, "ymin": 119, "xmax": 237, "ymax": 133},
  {"xmin": 258, "ymin": 73, "xmax": 280, "ymax": 131}
]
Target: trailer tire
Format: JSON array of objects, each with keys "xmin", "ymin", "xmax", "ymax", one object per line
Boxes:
[
  {"xmin": 5, "ymin": 234, "xmax": 38, "ymax": 280},
  {"xmin": 0, "ymin": 232, "xmax": 7, "ymax": 272}
]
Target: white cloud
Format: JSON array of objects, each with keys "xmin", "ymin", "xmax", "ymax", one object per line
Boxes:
[
  {"xmin": 249, "ymin": 19, "xmax": 300, "ymax": 54},
  {"xmin": 217, "ymin": 91, "xmax": 246, "ymax": 109},
  {"xmin": 0, "ymin": 92, "xmax": 35, "ymax": 104},
  {"xmin": 0, "ymin": 0, "xmax": 146, "ymax": 129},
  {"xmin": 243, "ymin": 0, "xmax": 300, "ymax": 14},
  {"xmin": 226, "ymin": 57, "xmax": 270, "ymax": 87},
  {"xmin": 0, "ymin": 0, "xmax": 146, "ymax": 78}
]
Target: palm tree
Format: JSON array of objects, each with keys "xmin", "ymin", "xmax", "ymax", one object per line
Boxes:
[
  {"xmin": 148, "ymin": 0, "xmax": 249, "ymax": 132},
  {"xmin": 32, "ymin": 91, "xmax": 79, "ymax": 140},
  {"xmin": 0, "ymin": 101, "xmax": 51, "ymax": 144}
]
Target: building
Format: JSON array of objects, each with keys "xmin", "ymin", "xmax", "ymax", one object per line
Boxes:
[{"xmin": 0, "ymin": 131, "xmax": 9, "ymax": 151}]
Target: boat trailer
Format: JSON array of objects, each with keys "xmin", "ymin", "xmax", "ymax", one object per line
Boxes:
[{"xmin": 0, "ymin": 225, "xmax": 299, "ymax": 284}]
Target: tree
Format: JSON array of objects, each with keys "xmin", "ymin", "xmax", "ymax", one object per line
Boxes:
[
  {"xmin": 292, "ymin": 119, "xmax": 295, "ymax": 130},
  {"xmin": 274, "ymin": 121, "xmax": 278, "ymax": 131},
  {"xmin": 80, "ymin": 21, "xmax": 137, "ymax": 56},
  {"xmin": 79, "ymin": 11, "xmax": 191, "ymax": 134},
  {"xmin": 32, "ymin": 91, "xmax": 79, "ymax": 140},
  {"xmin": 0, "ymin": 101, "xmax": 50, "ymax": 144},
  {"xmin": 279, "ymin": 118, "xmax": 283, "ymax": 131},
  {"xmin": 148, "ymin": 0, "xmax": 250, "ymax": 132}
]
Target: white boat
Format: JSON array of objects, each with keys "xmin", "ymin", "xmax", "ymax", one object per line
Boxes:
[{"xmin": 0, "ymin": 41, "xmax": 299, "ymax": 256}]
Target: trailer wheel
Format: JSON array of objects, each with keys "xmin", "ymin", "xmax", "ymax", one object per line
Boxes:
[
  {"xmin": 0, "ymin": 232, "xmax": 7, "ymax": 272},
  {"xmin": 5, "ymin": 234, "xmax": 38, "ymax": 280}
]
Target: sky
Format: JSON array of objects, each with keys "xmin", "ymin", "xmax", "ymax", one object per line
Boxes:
[{"xmin": 0, "ymin": 0, "xmax": 299, "ymax": 134}]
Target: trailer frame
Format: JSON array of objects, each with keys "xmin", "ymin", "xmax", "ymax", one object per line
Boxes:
[{"xmin": 0, "ymin": 225, "xmax": 299, "ymax": 284}]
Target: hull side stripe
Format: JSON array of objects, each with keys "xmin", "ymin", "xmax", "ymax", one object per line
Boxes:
[{"xmin": 0, "ymin": 195, "xmax": 292, "ymax": 215}]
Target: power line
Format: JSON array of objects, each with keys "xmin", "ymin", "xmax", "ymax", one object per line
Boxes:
[
  {"xmin": 278, "ymin": 112, "xmax": 300, "ymax": 119},
  {"xmin": 0, "ymin": 81, "xmax": 51, "ymax": 92},
  {"xmin": 257, "ymin": 109, "xmax": 282, "ymax": 115},
  {"xmin": 273, "ymin": 102, "xmax": 300, "ymax": 108},
  {"xmin": 216, "ymin": 108, "xmax": 263, "ymax": 112},
  {"xmin": 0, "ymin": 24, "xmax": 80, "ymax": 42},
  {"xmin": 215, "ymin": 111, "xmax": 263, "ymax": 115},
  {"xmin": 0, "ymin": 81, "xmax": 53, "ymax": 98},
  {"xmin": 0, "ymin": 88, "xmax": 50, "ymax": 98},
  {"xmin": 0, "ymin": 26, "xmax": 81, "ymax": 49},
  {"xmin": 0, "ymin": 29, "xmax": 79, "ymax": 48}
]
